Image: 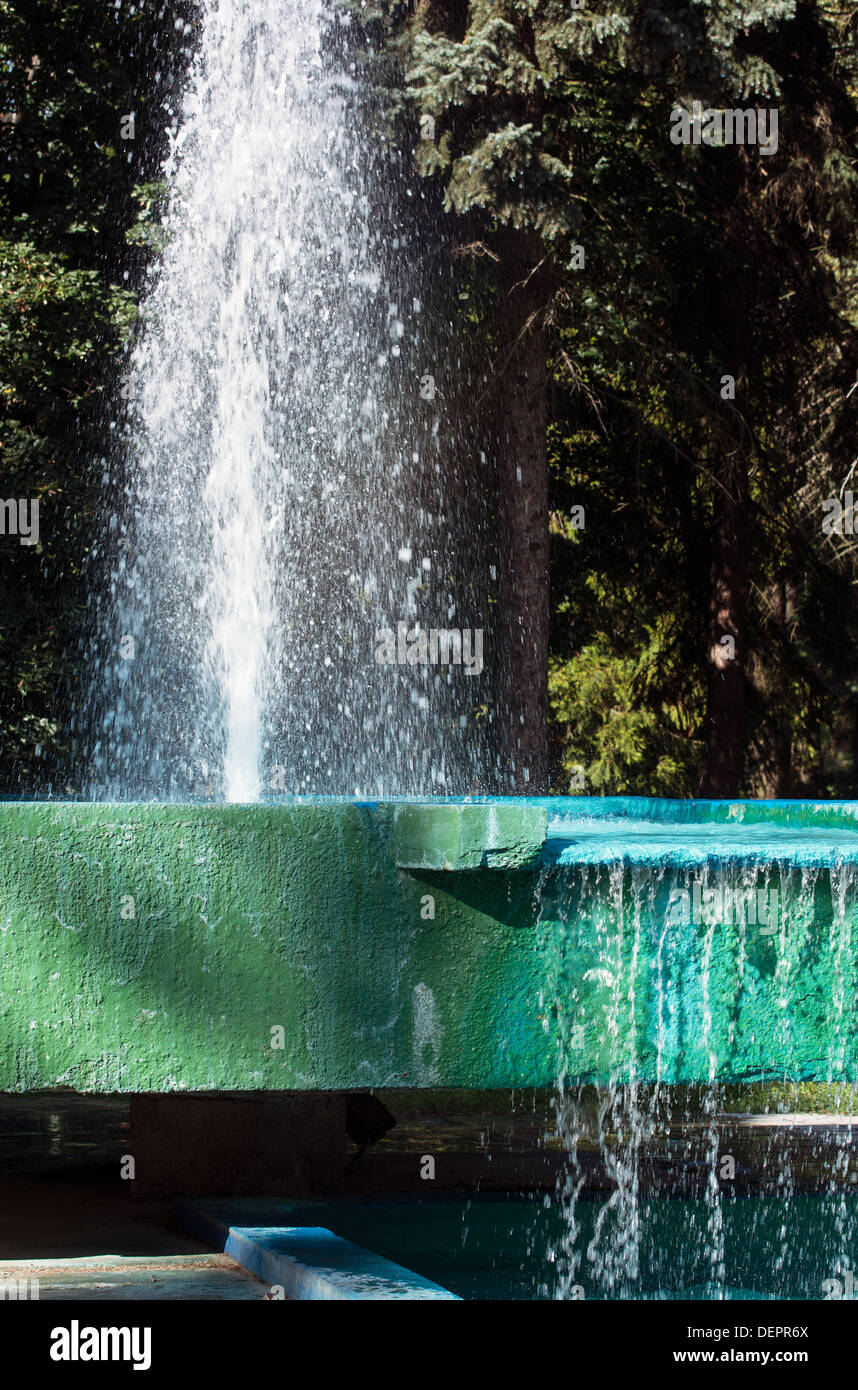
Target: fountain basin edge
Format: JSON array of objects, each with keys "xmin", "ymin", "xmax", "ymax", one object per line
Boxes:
[{"xmin": 0, "ymin": 798, "xmax": 856, "ymax": 1091}]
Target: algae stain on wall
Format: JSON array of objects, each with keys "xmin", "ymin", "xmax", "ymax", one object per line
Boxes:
[{"xmin": 412, "ymin": 982, "xmax": 443, "ymax": 1084}]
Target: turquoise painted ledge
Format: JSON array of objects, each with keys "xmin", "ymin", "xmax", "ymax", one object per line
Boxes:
[
  {"xmin": 0, "ymin": 798, "xmax": 856, "ymax": 1091},
  {"xmin": 174, "ymin": 1200, "xmax": 459, "ymax": 1300},
  {"xmin": 393, "ymin": 801, "xmax": 547, "ymax": 870}
]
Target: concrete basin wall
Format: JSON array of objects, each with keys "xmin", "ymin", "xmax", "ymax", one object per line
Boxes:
[
  {"xmin": 0, "ymin": 801, "xmax": 551, "ymax": 1092},
  {"xmin": 0, "ymin": 798, "xmax": 856, "ymax": 1091}
]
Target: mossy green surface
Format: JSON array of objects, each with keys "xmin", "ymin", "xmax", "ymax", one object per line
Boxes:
[
  {"xmin": 0, "ymin": 801, "xmax": 855, "ymax": 1091},
  {"xmin": 0, "ymin": 802, "xmax": 550, "ymax": 1091}
]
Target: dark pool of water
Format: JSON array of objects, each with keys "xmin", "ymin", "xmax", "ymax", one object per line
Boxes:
[{"xmin": 295, "ymin": 1192, "xmax": 858, "ymax": 1300}]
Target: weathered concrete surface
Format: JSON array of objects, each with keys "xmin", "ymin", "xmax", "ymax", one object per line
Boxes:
[
  {"xmin": 0, "ymin": 799, "xmax": 856, "ymax": 1090},
  {"xmin": 0, "ymin": 1254, "xmax": 269, "ymax": 1300},
  {"xmin": 393, "ymin": 801, "xmax": 547, "ymax": 870},
  {"xmin": 0, "ymin": 801, "xmax": 552, "ymax": 1092}
]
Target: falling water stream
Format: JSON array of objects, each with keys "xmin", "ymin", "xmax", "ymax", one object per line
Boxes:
[{"xmin": 536, "ymin": 810, "xmax": 858, "ymax": 1299}]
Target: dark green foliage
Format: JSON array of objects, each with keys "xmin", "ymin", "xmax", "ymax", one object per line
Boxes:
[
  {"xmin": 0, "ymin": 0, "xmax": 194, "ymax": 790},
  {"xmin": 394, "ymin": 0, "xmax": 858, "ymax": 794},
  {"xmin": 2, "ymin": 0, "xmax": 858, "ymax": 797}
]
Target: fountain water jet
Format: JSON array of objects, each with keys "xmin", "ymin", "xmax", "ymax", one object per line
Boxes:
[{"xmin": 83, "ymin": 0, "xmax": 491, "ymax": 800}]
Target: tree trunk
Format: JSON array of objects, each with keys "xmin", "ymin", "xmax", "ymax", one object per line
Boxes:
[
  {"xmin": 495, "ymin": 232, "xmax": 550, "ymax": 792},
  {"xmin": 699, "ymin": 261, "xmax": 750, "ymax": 797},
  {"xmin": 699, "ymin": 462, "xmax": 747, "ymax": 797}
]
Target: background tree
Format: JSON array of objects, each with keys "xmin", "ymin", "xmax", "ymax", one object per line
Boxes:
[
  {"xmin": 394, "ymin": 0, "xmax": 858, "ymax": 795},
  {"xmin": 1, "ymin": 1, "xmax": 858, "ymax": 800},
  {"xmin": 0, "ymin": 0, "xmax": 193, "ymax": 791}
]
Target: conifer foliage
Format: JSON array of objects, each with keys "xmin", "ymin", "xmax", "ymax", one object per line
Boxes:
[{"xmin": 393, "ymin": 0, "xmax": 858, "ymax": 794}]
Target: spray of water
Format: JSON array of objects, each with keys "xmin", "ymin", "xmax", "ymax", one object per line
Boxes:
[{"xmin": 83, "ymin": 0, "xmax": 492, "ymax": 800}]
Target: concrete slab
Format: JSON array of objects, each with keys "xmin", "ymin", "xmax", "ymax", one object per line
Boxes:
[
  {"xmin": 175, "ymin": 1199, "xmax": 460, "ymax": 1300},
  {"xmin": 0, "ymin": 800, "xmax": 555, "ymax": 1090},
  {"xmin": 0, "ymin": 1254, "xmax": 270, "ymax": 1300}
]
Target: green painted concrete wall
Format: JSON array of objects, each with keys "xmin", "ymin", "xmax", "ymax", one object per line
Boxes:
[
  {"xmin": 0, "ymin": 801, "xmax": 855, "ymax": 1091},
  {"xmin": 0, "ymin": 802, "xmax": 549, "ymax": 1092}
]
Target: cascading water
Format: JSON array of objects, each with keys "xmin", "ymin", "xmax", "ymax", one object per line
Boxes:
[
  {"xmin": 83, "ymin": 0, "xmax": 493, "ymax": 801},
  {"xmin": 535, "ymin": 807, "xmax": 858, "ymax": 1299}
]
